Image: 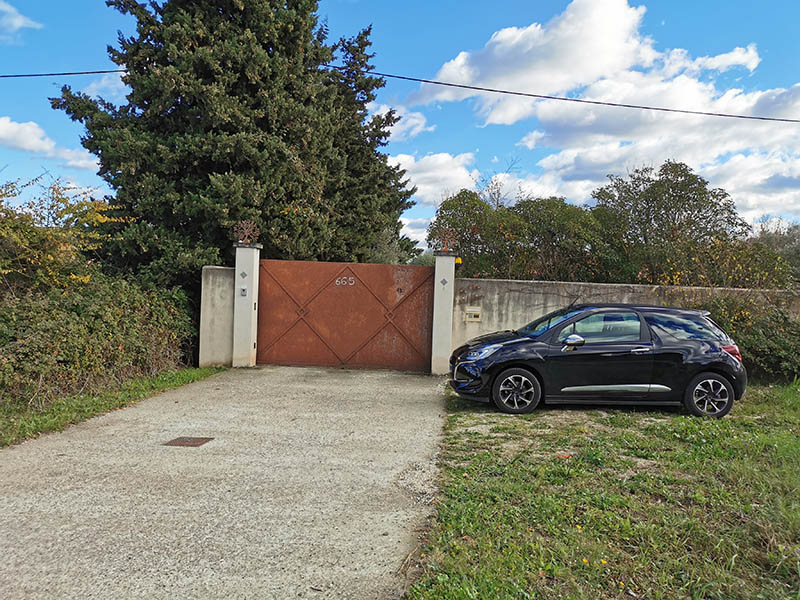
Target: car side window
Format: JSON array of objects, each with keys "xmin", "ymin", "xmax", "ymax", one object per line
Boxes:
[
  {"xmin": 557, "ymin": 311, "xmax": 642, "ymax": 343},
  {"xmin": 645, "ymin": 313, "xmax": 728, "ymax": 341}
]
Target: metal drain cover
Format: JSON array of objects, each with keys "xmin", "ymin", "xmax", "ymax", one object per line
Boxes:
[{"xmin": 163, "ymin": 437, "xmax": 214, "ymax": 447}]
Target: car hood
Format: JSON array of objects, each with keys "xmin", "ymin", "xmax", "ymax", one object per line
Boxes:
[{"xmin": 454, "ymin": 330, "xmax": 524, "ymax": 356}]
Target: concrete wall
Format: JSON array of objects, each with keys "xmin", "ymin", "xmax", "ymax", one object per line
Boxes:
[
  {"xmin": 199, "ymin": 266, "xmax": 235, "ymax": 367},
  {"xmin": 452, "ymin": 277, "xmax": 800, "ymax": 349}
]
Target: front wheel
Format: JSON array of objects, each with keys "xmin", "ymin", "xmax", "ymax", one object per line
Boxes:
[
  {"xmin": 492, "ymin": 368, "xmax": 542, "ymax": 414},
  {"xmin": 683, "ymin": 372, "xmax": 734, "ymax": 418}
]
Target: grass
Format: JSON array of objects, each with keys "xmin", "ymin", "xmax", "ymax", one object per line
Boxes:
[
  {"xmin": 407, "ymin": 384, "xmax": 800, "ymax": 600},
  {"xmin": 0, "ymin": 367, "xmax": 223, "ymax": 447}
]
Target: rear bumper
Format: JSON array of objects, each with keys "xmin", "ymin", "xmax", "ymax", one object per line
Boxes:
[{"xmin": 733, "ymin": 366, "xmax": 747, "ymax": 400}]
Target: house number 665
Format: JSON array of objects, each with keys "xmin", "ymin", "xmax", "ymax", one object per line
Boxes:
[{"xmin": 335, "ymin": 277, "xmax": 355, "ymax": 286}]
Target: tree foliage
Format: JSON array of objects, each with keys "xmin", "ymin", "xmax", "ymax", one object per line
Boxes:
[
  {"xmin": 754, "ymin": 219, "xmax": 800, "ymax": 281},
  {"xmin": 52, "ymin": 0, "xmax": 416, "ymax": 289},
  {"xmin": 427, "ymin": 161, "xmax": 792, "ymax": 290},
  {"xmin": 592, "ymin": 160, "xmax": 752, "ymax": 283},
  {"xmin": 0, "ymin": 179, "xmax": 118, "ymax": 294}
]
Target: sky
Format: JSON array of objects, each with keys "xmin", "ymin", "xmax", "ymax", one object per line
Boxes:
[{"xmin": 1, "ymin": 0, "xmax": 799, "ymax": 247}]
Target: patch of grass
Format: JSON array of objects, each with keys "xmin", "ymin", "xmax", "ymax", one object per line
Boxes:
[
  {"xmin": 0, "ymin": 367, "xmax": 223, "ymax": 447},
  {"xmin": 408, "ymin": 386, "xmax": 800, "ymax": 600}
]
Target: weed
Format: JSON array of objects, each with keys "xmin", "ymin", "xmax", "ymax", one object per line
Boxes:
[{"xmin": 0, "ymin": 367, "xmax": 223, "ymax": 447}]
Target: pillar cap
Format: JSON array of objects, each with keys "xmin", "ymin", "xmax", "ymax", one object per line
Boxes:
[
  {"xmin": 234, "ymin": 242, "xmax": 263, "ymax": 249},
  {"xmin": 434, "ymin": 250, "xmax": 458, "ymax": 257}
]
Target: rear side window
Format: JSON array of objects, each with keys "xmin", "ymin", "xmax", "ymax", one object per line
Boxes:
[{"xmin": 645, "ymin": 313, "xmax": 729, "ymax": 341}]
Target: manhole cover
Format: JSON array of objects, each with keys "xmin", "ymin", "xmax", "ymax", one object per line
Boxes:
[{"xmin": 164, "ymin": 437, "xmax": 214, "ymax": 447}]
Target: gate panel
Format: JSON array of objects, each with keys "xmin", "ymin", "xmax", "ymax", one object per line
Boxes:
[{"xmin": 257, "ymin": 260, "xmax": 434, "ymax": 371}]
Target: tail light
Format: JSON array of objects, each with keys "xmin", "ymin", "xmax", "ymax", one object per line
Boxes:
[{"xmin": 722, "ymin": 344, "xmax": 742, "ymax": 363}]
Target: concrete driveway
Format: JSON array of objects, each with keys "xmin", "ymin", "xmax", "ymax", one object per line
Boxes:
[{"xmin": 0, "ymin": 367, "xmax": 445, "ymax": 599}]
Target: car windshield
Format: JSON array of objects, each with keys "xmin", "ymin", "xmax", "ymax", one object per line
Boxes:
[{"xmin": 517, "ymin": 307, "xmax": 585, "ymax": 337}]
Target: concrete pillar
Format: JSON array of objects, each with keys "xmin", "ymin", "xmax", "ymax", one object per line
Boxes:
[
  {"xmin": 232, "ymin": 243, "xmax": 262, "ymax": 367},
  {"xmin": 431, "ymin": 251, "xmax": 457, "ymax": 375}
]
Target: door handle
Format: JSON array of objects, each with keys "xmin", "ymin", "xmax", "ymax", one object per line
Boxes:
[{"xmin": 630, "ymin": 347, "xmax": 651, "ymax": 354}]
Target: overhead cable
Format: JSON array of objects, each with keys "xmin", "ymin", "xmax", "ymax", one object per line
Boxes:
[{"xmin": 2, "ymin": 66, "xmax": 798, "ymax": 124}]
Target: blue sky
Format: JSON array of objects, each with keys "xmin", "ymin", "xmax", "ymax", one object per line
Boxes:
[{"xmin": 1, "ymin": 0, "xmax": 799, "ymax": 245}]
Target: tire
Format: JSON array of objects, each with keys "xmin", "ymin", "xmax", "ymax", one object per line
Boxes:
[
  {"xmin": 683, "ymin": 372, "xmax": 734, "ymax": 418},
  {"xmin": 492, "ymin": 368, "xmax": 542, "ymax": 414}
]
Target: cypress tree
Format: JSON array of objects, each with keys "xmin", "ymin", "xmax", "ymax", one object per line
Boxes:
[{"xmin": 52, "ymin": 0, "xmax": 417, "ymax": 290}]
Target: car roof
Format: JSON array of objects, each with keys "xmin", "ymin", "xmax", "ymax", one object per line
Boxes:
[{"xmin": 567, "ymin": 303, "xmax": 709, "ymax": 316}]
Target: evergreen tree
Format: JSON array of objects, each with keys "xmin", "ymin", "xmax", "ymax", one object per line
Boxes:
[
  {"xmin": 52, "ymin": 0, "xmax": 416, "ymax": 288},
  {"xmin": 321, "ymin": 28, "xmax": 417, "ymax": 263}
]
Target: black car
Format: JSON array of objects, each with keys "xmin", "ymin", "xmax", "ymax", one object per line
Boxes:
[{"xmin": 449, "ymin": 304, "xmax": 746, "ymax": 418}]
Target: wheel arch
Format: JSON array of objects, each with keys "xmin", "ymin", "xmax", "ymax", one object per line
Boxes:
[
  {"xmin": 688, "ymin": 364, "xmax": 738, "ymax": 395},
  {"xmin": 491, "ymin": 362, "xmax": 546, "ymax": 400},
  {"xmin": 683, "ymin": 369, "xmax": 736, "ymax": 418}
]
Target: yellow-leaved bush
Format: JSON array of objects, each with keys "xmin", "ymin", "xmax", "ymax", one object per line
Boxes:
[{"xmin": 0, "ymin": 179, "xmax": 192, "ymax": 409}]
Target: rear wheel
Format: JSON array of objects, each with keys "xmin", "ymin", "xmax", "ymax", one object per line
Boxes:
[
  {"xmin": 492, "ymin": 368, "xmax": 542, "ymax": 414},
  {"xmin": 683, "ymin": 372, "xmax": 734, "ymax": 418}
]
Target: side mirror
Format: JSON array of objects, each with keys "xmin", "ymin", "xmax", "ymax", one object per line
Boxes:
[{"xmin": 561, "ymin": 334, "xmax": 585, "ymax": 352}]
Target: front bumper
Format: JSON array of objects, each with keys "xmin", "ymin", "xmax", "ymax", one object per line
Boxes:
[{"xmin": 448, "ymin": 356, "xmax": 492, "ymax": 397}]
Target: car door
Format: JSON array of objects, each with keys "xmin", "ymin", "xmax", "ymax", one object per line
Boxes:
[{"xmin": 544, "ymin": 309, "xmax": 654, "ymax": 402}]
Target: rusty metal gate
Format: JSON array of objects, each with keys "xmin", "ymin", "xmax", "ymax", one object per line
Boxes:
[{"xmin": 257, "ymin": 260, "xmax": 434, "ymax": 371}]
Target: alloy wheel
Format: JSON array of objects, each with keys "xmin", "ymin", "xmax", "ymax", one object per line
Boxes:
[
  {"xmin": 498, "ymin": 374, "xmax": 536, "ymax": 410},
  {"xmin": 692, "ymin": 378, "xmax": 730, "ymax": 415}
]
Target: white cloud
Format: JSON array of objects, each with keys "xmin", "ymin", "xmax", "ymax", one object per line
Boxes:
[
  {"xmin": 0, "ymin": 116, "xmax": 97, "ymax": 171},
  {"xmin": 83, "ymin": 73, "xmax": 129, "ymax": 103},
  {"xmin": 519, "ymin": 75, "xmax": 800, "ymax": 212},
  {"xmin": 695, "ymin": 43, "xmax": 761, "ymax": 73},
  {"xmin": 408, "ymin": 0, "xmax": 800, "ymax": 219},
  {"xmin": 368, "ymin": 103, "xmax": 435, "ymax": 141},
  {"xmin": 400, "ymin": 217, "xmax": 431, "ymax": 247},
  {"xmin": 0, "ymin": 1, "xmax": 41, "ymax": 42},
  {"xmin": 55, "ymin": 148, "xmax": 100, "ymax": 171},
  {"xmin": 0, "ymin": 116, "xmax": 55, "ymax": 154},
  {"xmin": 517, "ymin": 130, "xmax": 546, "ymax": 149},
  {"xmin": 487, "ymin": 171, "xmax": 597, "ymax": 205},
  {"xmin": 388, "ymin": 152, "xmax": 479, "ymax": 205},
  {"xmin": 412, "ymin": 0, "xmax": 657, "ymax": 125}
]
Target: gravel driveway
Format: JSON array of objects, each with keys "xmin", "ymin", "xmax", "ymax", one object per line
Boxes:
[{"xmin": 0, "ymin": 367, "xmax": 445, "ymax": 599}]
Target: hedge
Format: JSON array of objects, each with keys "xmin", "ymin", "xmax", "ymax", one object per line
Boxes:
[
  {"xmin": 0, "ymin": 273, "xmax": 193, "ymax": 410},
  {"xmin": 703, "ymin": 295, "xmax": 800, "ymax": 383}
]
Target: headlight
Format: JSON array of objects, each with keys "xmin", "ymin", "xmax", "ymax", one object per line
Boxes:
[{"xmin": 464, "ymin": 344, "xmax": 502, "ymax": 361}]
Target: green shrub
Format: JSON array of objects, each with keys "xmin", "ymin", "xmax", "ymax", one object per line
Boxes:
[
  {"xmin": 703, "ymin": 295, "xmax": 800, "ymax": 382},
  {"xmin": 0, "ymin": 272, "xmax": 193, "ymax": 410}
]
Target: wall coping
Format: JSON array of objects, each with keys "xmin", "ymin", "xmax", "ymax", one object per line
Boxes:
[{"xmin": 454, "ymin": 277, "xmax": 796, "ymax": 296}]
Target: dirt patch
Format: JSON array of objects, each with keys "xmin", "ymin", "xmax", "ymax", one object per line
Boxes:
[{"xmin": 395, "ymin": 460, "xmax": 439, "ymax": 506}]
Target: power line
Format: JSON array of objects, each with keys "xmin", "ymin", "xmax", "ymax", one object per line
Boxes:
[
  {"xmin": 352, "ymin": 68, "xmax": 800, "ymax": 124},
  {"xmin": 2, "ymin": 66, "xmax": 798, "ymax": 124},
  {"xmin": 0, "ymin": 69, "xmax": 125, "ymax": 79}
]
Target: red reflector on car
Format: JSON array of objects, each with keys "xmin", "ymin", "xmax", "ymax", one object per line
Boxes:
[{"xmin": 722, "ymin": 344, "xmax": 742, "ymax": 363}]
